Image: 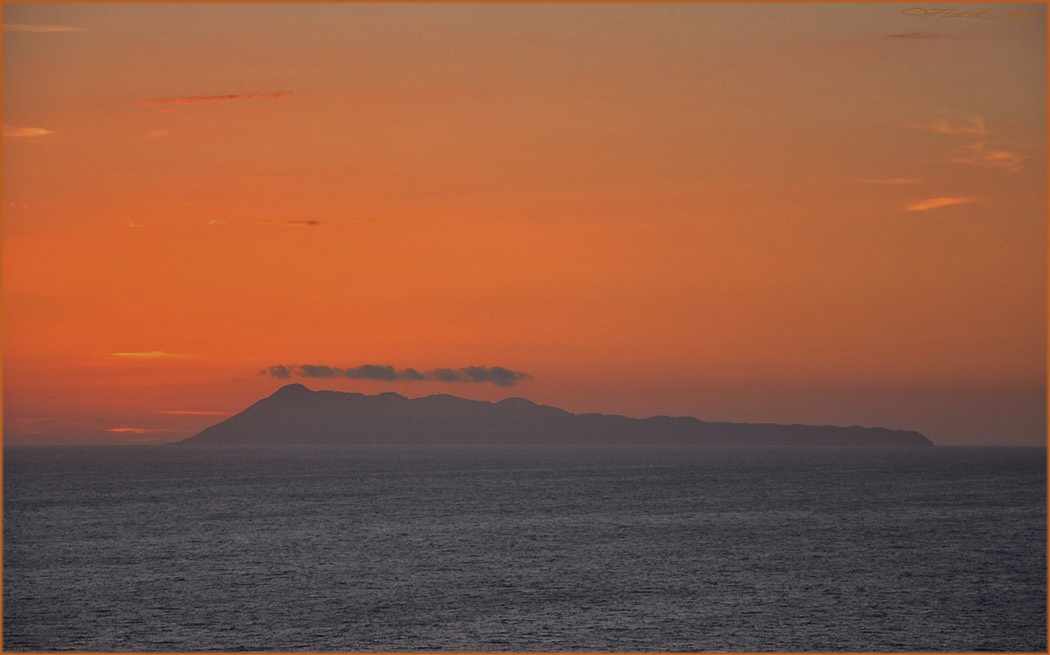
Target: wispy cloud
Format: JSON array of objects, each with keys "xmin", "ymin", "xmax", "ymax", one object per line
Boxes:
[
  {"xmin": 905, "ymin": 196, "xmax": 983, "ymax": 212},
  {"xmin": 4, "ymin": 23, "xmax": 85, "ymax": 33},
  {"xmin": 144, "ymin": 129, "xmax": 170, "ymax": 138},
  {"xmin": 262, "ymin": 364, "xmax": 533, "ymax": 387},
  {"xmin": 3, "ymin": 125, "xmax": 53, "ymax": 138},
  {"xmin": 251, "ymin": 220, "xmax": 323, "ymax": 227},
  {"xmin": 908, "ymin": 113, "xmax": 987, "ymax": 136},
  {"xmin": 887, "ymin": 31, "xmax": 950, "ymax": 39},
  {"xmin": 107, "ymin": 427, "xmax": 158, "ymax": 434},
  {"xmin": 858, "ymin": 177, "xmax": 920, "ymax": 185},
  {"xmin": 206, "ymin": 219, "xmax": 229, "ymax": 225},
  {"xmin": 951, "ymin": 141, "xmax": 1025, "ymax": 173},
  {"xmin": 110, "ymin": 351, "xmax": 191, "ymax": 359},
  {"xmin": 140, "ymin": 91, "xmax": 292, "ymax": 107}
]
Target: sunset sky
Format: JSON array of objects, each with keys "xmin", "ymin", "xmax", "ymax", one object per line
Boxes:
[{"xmin": 2, "ymin": 3, "xmax": 1045, "ymax": 446}]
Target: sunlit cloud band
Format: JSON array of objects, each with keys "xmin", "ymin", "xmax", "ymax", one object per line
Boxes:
[
  {"xmin": 109, "ymin": 351, "xmax": 192, "ymax": 359},
  {"xmin": 4, "ymin": 23, "xmax": 85, "ymax": 33},
  {"xmin": 908, "ymin": 113, "xmax": 987, "ymax": 136},
  {"xmin": 858, "ymin": 177, "xmax": 920, "ymax": 185},
  {"xmin": 905, "ymin": 196, "xmax": 982, "ymax": 212},
  {"xmin": 3, "ymin": 125, "xmax": 53, "ymax": 138},
  {"xmin": 952, "ymin": 142, "xmax": 1025, "ymax": 173}
]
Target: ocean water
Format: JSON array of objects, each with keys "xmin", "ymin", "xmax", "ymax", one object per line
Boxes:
[{"xmin": 3, "ymin": 445, "xmax": 1045, "ymax": 651}]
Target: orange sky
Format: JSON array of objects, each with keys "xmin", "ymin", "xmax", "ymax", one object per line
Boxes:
[{"xmin": 2, "ymin": 3, "xmax": 1046, "ymax": 445}]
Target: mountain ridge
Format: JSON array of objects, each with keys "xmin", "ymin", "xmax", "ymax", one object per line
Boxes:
[{"xmin": 175, "ymin": 384, "xmax": 934, "ymax": 447}]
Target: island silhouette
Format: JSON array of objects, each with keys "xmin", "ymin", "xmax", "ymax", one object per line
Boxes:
[{"xmin": 175, "ymin": 383, "xmax": 933, "ymax": 447}]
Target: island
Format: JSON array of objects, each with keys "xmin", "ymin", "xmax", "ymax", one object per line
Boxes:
[{"xmin": 174, "ymin": 383, "xmax": 934, "ymax": 447}]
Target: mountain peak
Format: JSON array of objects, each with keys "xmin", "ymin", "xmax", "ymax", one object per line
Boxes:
[
  {"xmin": 270, "ymin": 383, "xmax": 313, "ymax": 397},
  {"xmin": 497, "ymin": 396, "xmax": 536, "ymax": 407}
]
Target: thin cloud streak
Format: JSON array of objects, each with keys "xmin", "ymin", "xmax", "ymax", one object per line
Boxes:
[
  {"xmin": 262, "ymin": 364, "xmax": 533, "ymax": 387},
  {"xmin": 140, "ymin": 91, "xmax": 292, "ymax": 107},
  {"xmin": 4, "ymin": 23, "xmax": 85, "ymax": 33},
  {"xmin": 887, "ymin": 31, "xmax": 950, "ymax": 39},
  {"xmin": 109, "ymin": 351, "xmax": 191, "ymax": 359},
  {"xmin": 251, "ymin": 220, "xmax": 323, "ymax": 227},
  {"xmin": 3, "ymin": 125, "xmax": 53, "ymax": 138},
  {"xmin": 858, "ymin": 177, "xmax": 920, "ymax": 185},
  {"xmin": 952, "ymin": 142, "xmax": 1025, "ymax": 173},
  {"xmin": 908, "ymin": 114, "xmax": 987, "ymax": 136},
  {"xmin": 905, "ymin": 196, "xmax": 983, "ymax": 212}
]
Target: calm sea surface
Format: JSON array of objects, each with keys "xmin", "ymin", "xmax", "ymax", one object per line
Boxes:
[{"xmin": 3, "ymin": 445, "xmax": 1046, "ymax": 651}]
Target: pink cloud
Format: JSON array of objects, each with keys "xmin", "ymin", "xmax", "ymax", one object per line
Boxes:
[
  {"xmin": 3, "ymin": 125, "xmax": 53, "ymax": 138},
  {"xmin": 887, "ymin": 31, "xmax": 950, "ymax": 39},
  {"xmin": 951, "ymin": 142, "xmax": 1025, "ymax": 173},
  {"xmin": 4, "ymin": 23, "xmax": 85, "ymax": 33},
  {"xmin": 858, "ymin": 177, "xmax": 920, "ymax": 185},
  {"xmin": 908, "ymin": 113, "xmax": 987, "ymax": 136},
  {"xmin": 905, "ymin": 196, "xmax": 983, "ymax": 212}
]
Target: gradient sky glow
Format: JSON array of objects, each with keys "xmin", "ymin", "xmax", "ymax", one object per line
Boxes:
[{"xmin": 2, "ymin": 3, "xmax": 1046, "ymax": 445}]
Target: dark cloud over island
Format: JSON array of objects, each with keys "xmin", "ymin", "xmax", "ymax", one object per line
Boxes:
[{"xmin": 261, "ymin": 364, "xmax": 532, "ymax": 387}]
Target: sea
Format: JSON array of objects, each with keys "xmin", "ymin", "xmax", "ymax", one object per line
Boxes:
[{"xmin": 3, "ymin": 444, "xmax": 1046, "ymax": 651}]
